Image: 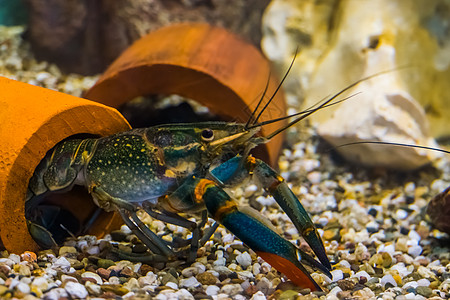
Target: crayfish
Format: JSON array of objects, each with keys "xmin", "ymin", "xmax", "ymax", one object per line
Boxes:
[{"xmin": 25, "ymin": 66, "xmax": 379, "ymax": 291}]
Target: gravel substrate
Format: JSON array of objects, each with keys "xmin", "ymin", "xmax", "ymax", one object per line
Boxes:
[{"xmin": 1, "ymin": 26, "xmax": 450, "ymax": 300}]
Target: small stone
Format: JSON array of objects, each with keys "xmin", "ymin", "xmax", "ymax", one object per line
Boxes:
[
  {"xmin": 179, "ymin": 276, "xmax": 200, "ymax": 288},
  {"xmin": 323, "ymin": 229, "xmax": 340, "ymax": 241},
  {"xmin": 53, "ymin": 257, "xmax": 71, "ymax": 271},
  {"xmin": 97, "ymin": 268, "xmax": 111, "ymax": 279},
  {"xmin": 250, "ymin": 291, "xmax": 267, "ymax": 300},
  {"xmin": 220, "ymin": 283, "xmax": 244, "ymax": 296},
  {"xmin": 278, "ymin": 289, "xmax": 299, "ymax": 300},
  {"xmin": 16, "ymin": 282, "xmax": 31, "ymax": 294},
  {"xmin": 59, "ymin": 246, "xmax": 77, "ymax": 256},
  {"xmin": 206, "ymin": 285, "xmax": 220, "ymax": 296},
  {"xmin": 138, "ymin": 272, "xmax": 158, "ymax": 287},
  {"xmin": 98, "ymin": 259, "xmax": 115, "ymax": 269},
  {"xmin": 380, "ymin": 274, "xmax": 397, "ymax": 287},
  {"xmin": 408, "ymin": 245, "xmax": 423, "ymax": 257},
  {"xmin": 85, "ymin": 281, "xmax": 102, "ymax": 296},
  {"xmin": 416, "ymin": 286, "xmax": 432, "ymax": 298},
  {"xmin": 166, "ymin": 281, "xmax": 178, "ymax": 290},
  {"xmin": 196, "ymin": 271, "xmax": 218, "ymax": 285},
  {"xmin": 120, "ymin": 266, "xmax": 134, "ymax": 277},
  {"xmin": 81, "ymin": 271, "xmax": 102, "ymax": 284},
  {"xmin": 64, "ymin": 281, "xmax": 88, "ymax": 299},
  {"xmin": 181, "ymin": 266, "xmax": 198, "ymax": 277},
  {"xmin": 236, "ymin": 252, "xmax": 252, "ymax": 269},
  {"xmin": 124, "ymin": 277, "xmax": 140, "ymax": 291},
  {"xmin": 331, "ymin": 269, "xmax": 344, "ymax": 282},
  {"xmin": 101, "ymin": 284, "xmax": 129, "ymax": 296}
]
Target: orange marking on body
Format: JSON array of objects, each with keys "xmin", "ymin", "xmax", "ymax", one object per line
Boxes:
[
  {"xmin": 213, "ymin": 200, "xmax": 238, "ymax": 221},
  {"xmin": 256, "ymin": 251, "xmax": 320, "ymax": 291},
  {"xmin": 194, "ymin": 179, "xmax": 216, "ymax": 203}
]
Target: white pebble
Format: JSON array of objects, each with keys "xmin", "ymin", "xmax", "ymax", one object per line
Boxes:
[
  {"xmin": 408, "ymin": 230, "xmax": 421, "ymax": 242},
  {"xmin": 250, "ymin": 291, "xmax": 267, "ymax": 300},
  {"xmin": 244, "ymin": 184, "xmax": 258, "ymax": 197},
  {"xmin": 213, "ymin": 257, "xmax": 226, "ymax": 267},
  {"xmin": 181, "ymin": 266, "xmax": 198, "ymax": 277},
  {"xmin": 166, "ymin": 281, "xmax": 178, "ymax": 290},
  {"xmin": 220, "ymin": 283, "xmax": 243, "ymax": 296},
  {"xmin": 417, "ymin": 278, "xmax": 430, "ymax": 286},
  {"xmin": 236, "ymin": 252, "xmax": 252, "ymax": 269},
  {"xmin": 408, "ymin": 245, "xmax": 423, "ymax": 257},
  {"xmin": 120, "ymin": 224, "xmax": 132, "ymax": 234},
  {"xmin": 179, "ymin": 276, "xmax": 200, "ymax": 288},
  {"xmin": 256, "ymin": 195, "xmax": 276, "ymax": 206},
  {"xmin": 64, "ymin": 281, "xmax": 88, "ymax": 299},
  {"xmin": 0, "ymin": 258, "xmax": 14, "ymax": 267},
  {"xmin": 53, "ymin": 257, "xmax": 71, "ymax": 271},
  {"xmin": 206, "ymin": 285, "xmax": 220, "ymax": 296},
  {"xmin": 192, "ymin": 262, "xmax": 206, "ymax": 273},
  {"xmin": 396, "ymin": 209, "xmax": 408, "ymax": 220},
  {"xmin": 109, "ymin": 276, "xmax": 120, "ymax": 285},
  {"xmin": 260, "ymin": 262, "xmax": 271, "ymax": 273},
  {"xmin": 404, "ymin": 182, "xmax": 415, "ymax": 195},
  {"xmin": 43, "ymin": 288, "xmax": 69, "ymax": 300},
  {"xmin": 16, "ymin": 282, "xmax": 30, "ymax": 294},
  {"xmin": 175, "ymin": 289, "xmax": 193, "ymax": 299},
  {"xmin": 86, "ymin": 246, "xmax": 100, "ymax": 255},
  {"xmin": 307, "ymin": 171, "xmax": 321, "ymax": 184},
  {"xmin": 252, "ymin": 263, "xmax": 261, "ymax": 276},
  {"xmin": 138, "ymin": 272, "xmax": 158, "ymax": 287},
  {"xmin": 354, "ymin": 271, "xmax": 371, "ymax": 281},
  {"xmin": 380, "ymin": 274, "xmax": 397, "ymax": 287},
  {"xmin": 331, "ymin": 269, "xmax": 344, "ymax": 282},
  {"xmin": 237, "ymin": 271, "xmax": 254, "ymax": 281},
  {"xmin": 390, "ymin": 263, "xmax": 412, "ymax": 277},
  {"xmin": 81, "ymin": 271, "xmax": 102, "ymax": 284},
  {"xmin": 8, "ymin": 254, "xmax": 20, "ymax": 264},
  {"xmin": 329, "ymin": 286, "xmax": 343, "ymax": 295}
]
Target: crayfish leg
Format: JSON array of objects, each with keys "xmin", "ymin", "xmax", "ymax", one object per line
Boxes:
[
  {"xmin": 198, "ymin": 178, "xmax": 325, "ymax": 291},
  {"xmin": 211, "ymin": 156, "xmax": 331, "ymax": 271}
]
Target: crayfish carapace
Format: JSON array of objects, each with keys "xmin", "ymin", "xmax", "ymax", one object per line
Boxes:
[{"xmin": 25, "ymin": 65, "xmax": 383, "ymax": 291}]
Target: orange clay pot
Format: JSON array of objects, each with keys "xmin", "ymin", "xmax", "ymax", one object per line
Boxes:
[
  {"xmin": 0, "ymin": 76, "xmax": 131, "ymax": 254},
  {"xmin": 85, "ymin": 23, "xmax": 286, "ymax": 166}
]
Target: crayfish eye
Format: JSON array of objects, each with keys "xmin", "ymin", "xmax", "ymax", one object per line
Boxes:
[{"xmin": 201, "ymin": 129, "xmax": 214, "ymax": 141}]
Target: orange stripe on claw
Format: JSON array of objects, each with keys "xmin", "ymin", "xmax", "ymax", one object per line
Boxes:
[
  {"xmin": 194, "ymin": 179, "xmax": 215, "ymax": 203},
  {"xmin": 256, "ymin": 251, "xmax": 320, "ymax": 291}
]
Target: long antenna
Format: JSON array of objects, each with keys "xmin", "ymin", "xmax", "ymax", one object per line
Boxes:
[
  {"xmin": 245, "ymin": 71, "xmax": 271, "ymax": 129},
  {"xmin": 332, "ymin": 141, "xmax": 450, "ymax": 155},
  {"xmin": 252, "ymin": 47, "xmax": 299, "ymax": 125},
  {"xmin": 263, "ymin": 69, "xmax": 398, "ymax": 140},
  {"xmin": 249, "ymin": 93, "xmax": 361, "ymax": 129}
]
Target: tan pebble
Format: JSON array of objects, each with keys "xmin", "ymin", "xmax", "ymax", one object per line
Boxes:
[
  {"xmin": 382, "ymin": 252, "xmax": 393, "ymax": 268},
  {"xmin": 196, "ymin": 271, "xmax": 218, "ymax": 285},
  {"xmin": 101, "ymin": 284, "xmax": 129, "ymax": 296},
  {"xmin": 59, "ymin": 246, "xmax": 77, "ymax": 256},
  {"xmin": 323, "ymin": 229, "xmax": 339, "ymax": 241}
]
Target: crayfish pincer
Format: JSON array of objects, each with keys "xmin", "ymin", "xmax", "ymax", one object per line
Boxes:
[{"xmin": 26, "ymin": 73, "xmax": 355, "ymax": 290}]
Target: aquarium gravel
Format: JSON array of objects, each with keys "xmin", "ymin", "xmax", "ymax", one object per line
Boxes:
[{"xmin": 1, "ymin": 26, "xmax": 450, "ymax": 300}]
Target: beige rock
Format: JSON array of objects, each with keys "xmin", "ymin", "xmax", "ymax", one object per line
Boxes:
[{"xmin": 262, "ymin": 0, "xmax": 449, "ymax": 169}]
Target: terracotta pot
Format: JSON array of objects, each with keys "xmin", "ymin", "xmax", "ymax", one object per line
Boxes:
[
  {"xmin": 85, "ymin": 23, "xmax": 286, "ymax": 166},
  {"xmin": 0, "ymin": 76, "xmax": 131, "ymax": 253}
]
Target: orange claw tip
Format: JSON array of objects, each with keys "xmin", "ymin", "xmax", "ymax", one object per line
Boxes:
[{"xmin": 256, "ymin": 251, "xmax": 322, "ymax": 292}]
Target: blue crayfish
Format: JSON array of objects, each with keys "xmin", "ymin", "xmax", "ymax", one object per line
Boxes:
[{"xmin": 24, "ymin": 67, "xmax": 374, "ymax": 291}]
